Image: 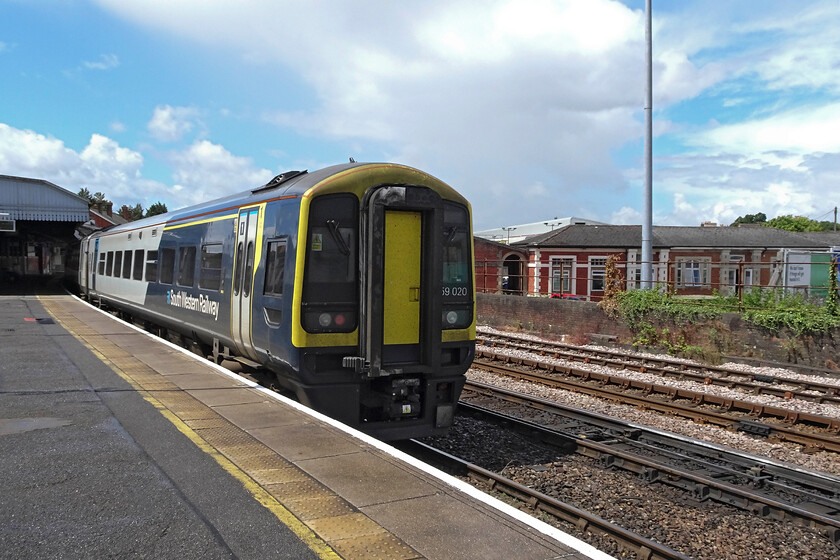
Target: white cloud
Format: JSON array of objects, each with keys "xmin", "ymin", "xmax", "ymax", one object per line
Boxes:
[
  {"xmin": 83, "ymin": 53, "xmax": 120, "ymax": 70},
  {"xmin": 687, "ymin": 102, "xmax": 840, "ymax": 158},
  {"xmin": 0, "ymin": 123, "xmax": 169, "ymax": 208},
  {"xmin": 167, "ymin": 140, "xmax": 273, "ymax": 204},
  {"xmin": 611, "ymin": 206, "xmax": 641, "ymax": 225},
  {"xmin": 109, "ymin": 121, "xmax": 126, "ymax": 133},
  {"xmin": 147, "ymin": 105, "xmax": 200, "ymax": 142},
  {"xmin": 94, "ymin": 0, "xmax": 724, "ymax": 229},
  {"xmin": 88, "ymin": 0, "xmax": 840, "ymax": 228}
]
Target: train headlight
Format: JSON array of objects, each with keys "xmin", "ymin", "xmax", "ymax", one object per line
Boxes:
[
  {"xmin": 445, "ymin": 311, "xmax": 459, "ymax": 325},
  {"xmin": 318, "ymin": 313, "xmax": 332, "ymax": 327}
]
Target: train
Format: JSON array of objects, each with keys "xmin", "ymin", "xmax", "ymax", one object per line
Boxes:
[{"xmin": 78, "ymin": 162, "xmax": 475, "ymax": 440}]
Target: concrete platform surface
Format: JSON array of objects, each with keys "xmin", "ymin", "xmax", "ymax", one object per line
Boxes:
[{"xmin": 0, "ymin": 294, "xmax": 611, "ymax": 560}]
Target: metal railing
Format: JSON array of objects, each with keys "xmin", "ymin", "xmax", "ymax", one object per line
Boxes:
[{"xmin": 476, "ymin": 257, "xmax": 840, "ymax": 309}]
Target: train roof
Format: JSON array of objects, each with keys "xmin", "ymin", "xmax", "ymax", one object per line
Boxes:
[{"xmin": 90, "ymin": 162, "xmax": 466, "ymax": 238}]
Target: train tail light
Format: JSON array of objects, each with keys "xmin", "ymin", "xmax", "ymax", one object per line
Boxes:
[{"xmin": 304, "ymin": 310, "xmax": 356, "ymax": 332}]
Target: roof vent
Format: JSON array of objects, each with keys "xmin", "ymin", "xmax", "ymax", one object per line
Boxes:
[
  {"xmin": 152, "ymin": 228, "xmax": 158, "ymax": 237},
  {"xmin": 252, "ymin": 170, "xmax": 307, "ymax": 193}
]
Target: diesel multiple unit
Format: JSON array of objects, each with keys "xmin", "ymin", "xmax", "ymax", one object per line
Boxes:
[{"xmin": 78, "ymin": 162, "xmax": 475, "ymax": 440}]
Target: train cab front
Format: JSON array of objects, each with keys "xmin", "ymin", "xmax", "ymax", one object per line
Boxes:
[{"xmin": 295, "ymin": 176, "xmax": 475, "ymax": 440}]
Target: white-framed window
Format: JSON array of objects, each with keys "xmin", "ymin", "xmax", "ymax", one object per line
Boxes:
[
  {"xmin": 551, "ymin": 257, "xmax": 575, "ymax": 294},
  {"xmin": 629, "ymin": 252, "xmax": 641, "ymax": 290},
  {"xmin": 676, "ymin": 258, "xmax": 710, "ymax": 288},
  {"xmin": 589, "ymin": 257, "xmax": 607, "ymax": 292},
  {"xmin": 744, "ymin": 268, "xmax": 754, "ymax": 286}
]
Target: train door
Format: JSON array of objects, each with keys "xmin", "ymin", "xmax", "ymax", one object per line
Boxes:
[
  {"xmin": 360, "ymin": 185, "xmax": 444, "ymax": 377},
  {"xmin": 383, "ymin": 211, "xmax": 422, "ymax": 347},
  {"xmin": 91, "ymin": 238, "xmax": 99, "ymax": 292},
  {"xmin": 231, "ymin": 206, "xmax": 261, "ymax": 360}
]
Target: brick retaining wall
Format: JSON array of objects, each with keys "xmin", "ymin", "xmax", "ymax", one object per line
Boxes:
[{"xmin": 476, "ymin": 293, "xmax": 839, "ymax": 369}]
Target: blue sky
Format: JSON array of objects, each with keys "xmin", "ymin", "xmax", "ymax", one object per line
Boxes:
[{"xmin": 2, "ymin": 0, "xmax": 840, "ymax": 230}]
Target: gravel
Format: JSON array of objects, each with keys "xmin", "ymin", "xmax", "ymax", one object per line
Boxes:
[
  {"xmin": 476, "ymin": 342, "xmax": 840, "ymax": 418},
  {"xmin": 466, "ymin": 368, "xmax": 840, "ymax": 477},
  {"xmin": 423, "ymin": 415, "xmax": 838, "ymax": 560}
]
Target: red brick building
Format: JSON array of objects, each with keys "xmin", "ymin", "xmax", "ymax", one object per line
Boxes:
[
  {"xmin": 473, "ymin": 237, "xmax": 528, "ymax": 295},
  {"xmin": 508, "ymin": 224, "xmax": 840, "ymax": 301}
]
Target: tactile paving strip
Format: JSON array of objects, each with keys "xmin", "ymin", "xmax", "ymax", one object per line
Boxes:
[
  {"xmin": 38, "ymin": 296, "xmax": 424, "ymax": 560},
  {"xmin": 330, "ymin": 532, "xmax": 423, "ymax": 560}
]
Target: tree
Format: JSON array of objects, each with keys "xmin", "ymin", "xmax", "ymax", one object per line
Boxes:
[
  {"xmin": 145, "ymin": 202, "xmax": 168, "ymax": 217},
  {"xmin": 764, "ymin": 215, "xmax": 825, "ymax": 232},
  {"xmin": 92, "ymin": 191, "xmax": 108, "ymax": 203},
  {"xmin": 730, "ymin": 212, "xmax": 766, "ymax": 226},
  {"xmin": 129, "ymin": 203, "xmax": 144, "ymax": 220},
  {"xmin": 118, "ymin": 204, "xmax": 145, "ymax": 221},
  {"xmin": 77, "ymin": 188, "xmax": 93, "ymax": 204}
]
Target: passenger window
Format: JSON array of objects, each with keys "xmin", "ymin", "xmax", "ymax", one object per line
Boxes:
[
  {"xmin": 159, "ymin": 248, "xmax": 176, "ymax": 284},
  {"xmin": 263, "ymin": 239, "xmax": 287, "ymax": 296},
  {"xmin": 98, "ymin": 253, "xmax": 106, "ymax": 275},
  {"xmin": 233, "ymin": 242, "xmax": 244, "ymax": 295},
  {"xmin": 133, "ymin": 249, "xmax": 144, "ymax": 280},
  {"xmin": 113, "ymin": 251, "xmax": 123, "ymax": 278},
  {"xmin": 177, "ymin": 246, "xmax": 196, "ymax": 287},
  {"xmin": 199, "ymin": 244, "xmax": 223, "ymax": 291},
  {"xmin": 122, "ymin": 250, "xmax": 132, "ymax": 279},
  {"xmin": 106, "ymin": 251, "xmax": 114, "ymax": 276},
  {"xmin": 145, "ymin": 250, "xmax": 158, "ymax": 282},
  {"xmin": 243, "ymin": 241, "xmax": 255, "ymax": 297}
]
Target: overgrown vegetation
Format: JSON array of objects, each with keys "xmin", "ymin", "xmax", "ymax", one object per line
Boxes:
[{"xmin": 599, "ymin": 260, "xmax": 840, "ymax": 357}]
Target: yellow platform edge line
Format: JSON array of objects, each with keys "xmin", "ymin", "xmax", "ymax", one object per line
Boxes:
[{"xmin": 38, "ymin": 297, "xmax": 342, "ymax": 560}]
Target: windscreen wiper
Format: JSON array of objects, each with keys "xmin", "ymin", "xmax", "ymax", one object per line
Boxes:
[{"xmin": 326, "ymin": 219, "xmax": 350, "ymax": 256}]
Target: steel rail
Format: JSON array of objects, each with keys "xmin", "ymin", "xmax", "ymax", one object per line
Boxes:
[
  {"xmin": 477, "ymin": 334, "xmax": 840, "ymax": 404},
  {"xmin": 462, "ymin": 382, "xmax": 840, "ymax": 499},
  {"xmin": 400, "ymin": 439, "xmax": 694, "ymax": 560},
  {"xmin": 473, "ymin": 353, "xmax": 840, "ymax": 453},
  {"xmin": 460, "ymin": 384, "xmax": 840, "ymax": 545}
]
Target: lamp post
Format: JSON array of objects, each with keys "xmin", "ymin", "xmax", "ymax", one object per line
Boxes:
[{"xmin": 502, "ymin": 227, "xmax": 516, "ymax": 244}]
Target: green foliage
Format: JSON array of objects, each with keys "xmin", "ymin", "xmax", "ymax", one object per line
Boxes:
[
  {"xmin": 145, "ymin": 202, "xmax": 168, "ymax": 217},
  {"xmin": 764, "ymin": 214, "xmax": 829, "ymax": 232},
  {"xmin": 77, "ymin": 187, "xmax": 93, "ymax": 203},
  {"xmin": 826, "ymin": 259, "xmax": 839, "ymax": 316},
  {"xmin": 730, "ymin": 212, "xmax": 766, "ymax": 226},
  {"xmin": 612, "ymin": 286, "xmax": 840, "ymax": 339}
]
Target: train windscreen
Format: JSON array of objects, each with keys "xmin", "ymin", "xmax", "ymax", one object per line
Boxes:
[
  {"xmin": 442, "ymin": 201, "xmax": 473, "ymax": 329},
  {"xmin": 301, "ymin": 194, "xmax": 359, "ymax": 333}
]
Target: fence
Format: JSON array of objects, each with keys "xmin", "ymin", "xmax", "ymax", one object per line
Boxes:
[{"xmin": 475, "ymin": 256, "xmax": 840, "ymax": 309}]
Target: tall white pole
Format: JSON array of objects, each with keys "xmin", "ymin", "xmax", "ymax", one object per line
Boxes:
[{"xmin": 641, "ymin": 0, "xmax": 654, "ymax": 289}]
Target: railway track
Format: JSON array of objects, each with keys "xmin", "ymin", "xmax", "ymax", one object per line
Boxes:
[
  {"xmin": 473, "ymin": 353, "xmax": 840, "ymax": 453},
  {"xmin": 400, "ymin": 439, "xmax": 693, "ymax": 560},
  {"xmin": 460, "ymin": 381, "xmax": 840, "ymax": 545},
  {"xmin": 477, "ymin": 332, "xmax": 840, "ymax": 400}
]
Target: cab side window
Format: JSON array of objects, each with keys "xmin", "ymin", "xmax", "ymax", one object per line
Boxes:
[{"xmin": 263, "ymin": 239, "xmax": 287, "ymax": 296}]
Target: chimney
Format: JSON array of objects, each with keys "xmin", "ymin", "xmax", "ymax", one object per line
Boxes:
[{"xmin": 700, "ymin": 221, "xmax": 717, "ymax": 227}]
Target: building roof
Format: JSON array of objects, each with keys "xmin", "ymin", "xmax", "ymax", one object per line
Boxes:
[
  {"xmin": 0, "ymin": 174, "xmax": 89, "ymax": 222},
  {"xmin": 475, "ymin": 216, "xmax": 607, "ymax": 244},
  {"xmin": 516, "ymin": 224, "xmax": 839, "ymax": 250}
]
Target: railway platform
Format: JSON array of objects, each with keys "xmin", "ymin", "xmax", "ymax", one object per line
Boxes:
[{"xmin": 0, "ymin": 293, "xmax": 609, "ymax": 560}]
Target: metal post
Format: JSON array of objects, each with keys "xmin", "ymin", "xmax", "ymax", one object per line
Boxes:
[{"xmin": 641, "ymin": 0, "xmax": 654, "ymax": 289}]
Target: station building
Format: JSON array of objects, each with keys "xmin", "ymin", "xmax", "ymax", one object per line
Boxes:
[{"xmin": 0, "ymin": 175, "xmax": 90, "ymax": 283}]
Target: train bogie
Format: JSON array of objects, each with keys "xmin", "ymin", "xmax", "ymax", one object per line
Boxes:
[{"xmin": 79, "ymin": 163, "xmax": 475, "ymax": 440}]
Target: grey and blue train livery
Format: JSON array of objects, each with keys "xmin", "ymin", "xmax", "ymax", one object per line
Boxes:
[{"xmin": 78, "ymin": 162, "xmax": 476, "ymax": 440}]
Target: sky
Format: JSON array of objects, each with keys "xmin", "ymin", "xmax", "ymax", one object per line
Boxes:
[{"xmin": 2, "ymin": 0, "xmax": 840, "ymax": 231}]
